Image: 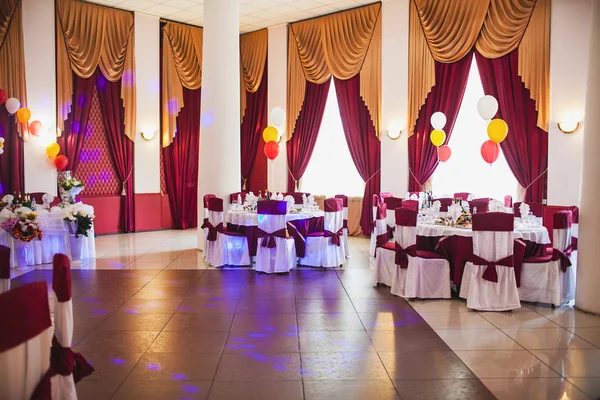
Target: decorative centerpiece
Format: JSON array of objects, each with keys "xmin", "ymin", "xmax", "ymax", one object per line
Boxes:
[
  {"xmin": 1, "ymin": 211, "xmax": 43, "ymax": 266},
  {"xmin": 63, "ymin": 205, "xmax": 95, "ymax": 260},
  {"xmin": 58, "ymin": 171, "xmax": 84, "ymax": 204}
]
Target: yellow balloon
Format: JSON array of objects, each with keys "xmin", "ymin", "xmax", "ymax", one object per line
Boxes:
[
  {"xmin": 46, "ymin": 142, "xmax": 60, "ymax": 158},
  {"xmin": 487, "ymin": 118, "xmax": 508, "ymax": 143},
  {"xmin": 262, "ymin": 126, "xmax": 279, "ymax": 143},
  {"xmin": 430, "ymin": 129, "xmax": 446, "ymax": 147},
  {"xmin": 16, "ymin": 107, "xmax": 31, "ymax": 124}
]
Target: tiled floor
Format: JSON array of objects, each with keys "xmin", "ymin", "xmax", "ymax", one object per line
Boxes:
[{"xmin": 9, "ymin": 230, "xmax": 600, "ymax": 399}]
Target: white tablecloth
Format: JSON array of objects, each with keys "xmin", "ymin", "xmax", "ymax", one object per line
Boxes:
[
  {"xmin": 226, "ymin": 210, "xmax": 325, "ymax": 226},
  {"xmin": 0, "ymin": 214, "xmax": 96, "ymax": 268},
  {"xmin": 415, "ymin": 222, "xmax": 550, "ymax": 244}
]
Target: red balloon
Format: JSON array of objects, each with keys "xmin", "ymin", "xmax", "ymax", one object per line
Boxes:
[
  {"xmin": 0, "ymin": 89, "xmax": 6, "ymax": 105},
  {"xmin": 264, "ymin": 141, "xmax": 280, "ymax": 160},
  {"xmin": 481, "ymin": 140, "xmax": 500, "ymax": 165},
  {"xmin": 438, "ymin": 145, "xmax": 452, "ymax": 162},
  {"xmin": 54, "ymin": 155, "xmax": 69, "ymax": 170},
  {"xmin": 30, "ymin": 120, "xmax": 43, "ymax": 136}
]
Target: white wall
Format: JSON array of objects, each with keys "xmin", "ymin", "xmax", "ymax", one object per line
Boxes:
[
  {"xmin": 22, "ymin": 0, "xmax": 57, "ymax": 195},
  {"xmin": 547, "ymin": 0, "xmax": 592, "ymax": 206},
  {"xmin": 267, "ymin": 24, "xmax": 288, "ymax": 192},
  {"xmin": 134, "ymin": 13, "xmax": 161, "ymax": 193},
  {"xmin": 381, "ymin": 0, "xmax": 409, "ymax": 196}
]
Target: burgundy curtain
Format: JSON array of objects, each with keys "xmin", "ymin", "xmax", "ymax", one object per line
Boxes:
[
  {"xmin": 334, "ymin": 74, "xmax": 380, "ymax": 236},
  {"xmin": 96, "ymin": 73, "xmax": 135, "ymax": 232},
  {"xmin": 408, "ymin": 53, "xmax": 474, "ymax": 191},
  {"xmin": 162, "ymin": 87, "xmax": 200, "ymax": 229},
  {"xmin": 287, "ymin": 79, "xmax": 331, "ymax": 192},
  {"xmin": 240, "ymin": 61, "xmax": 267, "ymax": 190},
  {"xmin": 57, "ymin": 72, "xmax": 96, "ymax": 173},
  {"xmin": 0, "ymin": 106, "xmax": 24, "ymax": 195},
  {"xmin": 475, "ymin": 50, "xmax": 548, "ymax": 202}
]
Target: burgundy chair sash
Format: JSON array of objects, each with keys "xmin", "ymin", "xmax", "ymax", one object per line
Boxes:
[
  {"xmin": 454, "ymin": 192, "xmax": 470, "ymax": 201},
  {"xmin": 551, "ymin": 246, "xmax": 573, "ymax": 273},
  {"xmin": 257, "ymin": 228, "xmax": 287, "ymax": 248},
  {"xmin": 553, "ymin": 210, "xmax": 573, "ymax": 229},
  {"xmin": 472, "ymin": 212, "xmax": 514, "ymax": 231},
  {"xmin": 324, "ymin": 228, "xmax": 344, "ymax": 246},
  {"xmin": 402, "ymin": 200, "xmax": 419, "ymax": 211},
  {"xmin": 470, "ymin": 254, "xmax": 514, "ymax": 283},
  {"xmin": 0, "ymin": 245, "xmax": 9, "ymax": 280},
  {"xmin": 208, "ymin": 197, "xmax": 224, "ymax": 212},
  {"xmin": 395, "ymin": 243, "xmax": 417, "ymax": 268},
  {"xmin": 334, "ymin": 194, "xmax": 348, "ymax": 207},
  {"xmin": 203, "ymin": 194, "xmax": 216, "ymax": 208},
  {"xmin": 435, "ymin": 198, "xmax": 453, "ymax": 212},
  {"xmin": 395, "ymin": 208, "xmax": 417, "ymax": 227},
  {"xmin": 324, "ymin": 198, "xmax": 343, "ymax": 212},
  {"xmin": 257, "ymin": 200, "xmax": 287, "ymax": 215},
  {"xmin": 343, "ymin": 220, "xmax": 348, "ymax": 229},
  {"xmin": 383, "ymin": 196, "xmax": 403, "ymax": 210},
  {"xmin": 200, "ymin": 220, "xmax": 223, "ymax": 241},
  {"xmin": 50, "ymin": 336, "xmax": 94, "ymax": 381}
]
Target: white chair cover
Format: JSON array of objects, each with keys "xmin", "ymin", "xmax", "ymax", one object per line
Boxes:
[
  {"xmin": 519, "ymin": 211, "xmax": 575, "ymax": 306},
  {"xmin": 300, "ymin": 198, "xmax": 346, "ymax": 268},
  {"xmin": 460, "ymin": 213, "xmax": 521, "ymax": 311},
  {"xmin": 200, "ymin": 194, "xmax": 215, "ymax": 252},
  {"xmin": 0, "ymin": 282, "xmax": 52, "ymax": 399},
  {"xmin": 203, "ymin": 197, "xmax": 250, "ymax": 268},
  {"xmin": 335, "ymin": 195, "xmax": 350, "ymax": 259},
  {"xmin": 255, "ymin": 201, "xmax": 297, "ymax": 273},
  {"xmin": 370, "ymin": 196, "xmax": 387, "ymax": 257}
]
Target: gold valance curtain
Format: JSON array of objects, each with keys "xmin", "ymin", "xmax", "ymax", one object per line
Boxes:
[
  {"xmin": 240, "ymin": 29, "xmax": 267, "ymax": 122},
  {"xmin": 287, "ymin": 2, "xmax": 382, "ymax": 141},
  {"xmin": 56, "ymin": 0, "xmax": 135, "ymax": 141},
  {"xmin": 0, "ymin": 0, "xmax": 27, "ymax": 138},
  {"xmin": 161, "ymin": 21, "xmax": 203, "ymax": 147},
  {"xmin": 408, "ymin": 0, "xmax": 550, "ymax": 136}
]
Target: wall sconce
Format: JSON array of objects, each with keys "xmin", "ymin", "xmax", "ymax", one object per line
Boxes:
[
  {"xmin": 141, "ymin": 131, "xmax": 155, "ymax": 141},
  {"xmin": 557, "ymin": 120, "xmax": 580, "ymax": 134},
  {"xmin": 386, "ymin": 129, "xmax": 402, "ymax": 140}
]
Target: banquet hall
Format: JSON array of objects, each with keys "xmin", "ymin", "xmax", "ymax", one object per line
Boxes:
[{"xmin": 0, "ymin": 0, "xmax": 599, "ymax": 398}]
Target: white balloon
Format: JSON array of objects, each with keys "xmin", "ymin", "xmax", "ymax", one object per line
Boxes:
[
  {"xmin": 269, "ymin": 107, "xmax": 286, "ymax": 127},
  {"xmin": 430, "ymin": 112, "xmax": 447, "ymax": 130},
  {"xmin": 5, "ymin": 97, "xmax": 20, "ymax": 115},
  {"xmin": 0, "ymin": 148, "xmax": 3, "ymax": 155},
  {"xmin": 477, "ymin": 95, "xmax": 498, "ymax": 120}
]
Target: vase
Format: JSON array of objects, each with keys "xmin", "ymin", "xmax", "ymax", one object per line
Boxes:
[
  {"xmin": 14, "ymin": 240, "xmax": 29, "ymax": 267},
  {"xmin": 70, "ymin": 235, "xmax": 84, "ymax": 261}
]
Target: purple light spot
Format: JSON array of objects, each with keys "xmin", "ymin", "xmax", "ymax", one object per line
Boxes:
[
  {"xmin": 272, "ymin": 364, "xmax": 288, "ymax": 371},
  {"xmin": 124, "ymin": 308, "xmax": 139, "ymax": 314},
  {"xmin": 264, "ymin": 326, "xmax": 275, "ymax": 332},
  {"xmin": 146, "ymin": 363, "xmax": 161, "ymax": 371},
  {"xmin": 203, "ymin": 303, "xmax": 217, "ymax": 308},
  {"xmin": 232, "ymin": 337, "xmax": 247, "ymax": 342},
  {"xmin": 77, "ymin": 94, "xmax": 86, "ymax": 107},
  {"xmin": 91, "ymin": 309, "xmax": 107, "ymax": 315},
  {"xmin": 178, "ymin": 306, "xmax": 193, "ymax": 311},
  {"xmin": 168, "ymin": 98, "xmax": 179, "ymax": 115},
  {"xmin": 97, "ymin": 75, "xmax": 107, "ymax": 90},
  {"xmin": 248, "ymin": 353, "xmax": 268, "ymax": 362},
  {"xmin": 99, "ymin": 170, "xmax": 111, "ymax": 183},
  {"xmin": 284, "ymin": 333, "xmax": 296, "ymax": 337},
  {"xmin": 171, "ymin": 373, "xmax": 186, "ymax": 380},
  {"xmin": 87, "ymin": 174, "xmax": 98, "ymax": 187},
  {"xmin": 200, "ymin": 110, "xmax": 214, "ymax": 128},
  {"xmin": 210, "ymin": 297, "xmax": 223, "ymax": 301},
  {"xmin": 180, "ymin": 385, "xmax": 199, "ymax": 394},
  {"xmin": 122, "ymin": 69, "xmax": 135, "ymax": 88},
  {"xmin": 81, "ymin": 298, "xmax": 101, "ymax": 303},
  {"xmin": 146, "ymin": 78, "xmax": 159, "ymax": 94},
  {"xmin": 248, "ymin": 333, "xmax": 268, "ymax": 338},
  {"xmin": 111, "ymin": 358, "xmax": 125, "ymax": 365},
  {"xmin": 72, "ymin": 120, "xmax": 81, "ymax": 133}
]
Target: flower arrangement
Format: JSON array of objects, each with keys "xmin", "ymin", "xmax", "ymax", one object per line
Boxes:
[
  {"xmin": 59, "ymin": 176, "xmax": 84, "ymax": 204},
  {"xmin": 59, "ymin": 178, "xmax": 83, "ymax": 191},
  {"xmin": 1, "ymin": 212, "xmax": 43, "ymax": 242},
  {"xmin": 64, "ymin": 208, "xmax": 94, "ymax": 238}
]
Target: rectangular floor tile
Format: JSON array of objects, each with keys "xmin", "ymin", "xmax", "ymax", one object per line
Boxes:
[
  {"xmin": 301, "ymin": 352, "xmax": 389, "ymax": 380},
  {"xmin": 379, "ymin": 351, "xmax": 475, "ymax": 380},
  {"xmin": 148, "ymin": 330, "xmax": 228, "ymax": 354},
  {"xmin": 214, "ymin": 352, "xmax": 302, "ymax": 381},
  {"xmin": 304, "ymin": 380, "xmax": 400, "ymax": 400},
  {"xmin": 502, "ymin": 327, "xmax": 598, "ymax": 350},
  {"xmin": 435, "ymin": 329, "xmax": 523, "ymax": 351},
  {"xmin": 297, "ymin": 312, "xmax": 364, "ymax": 331},
  {"xmin": 127, "ymin": 352, "xmax": 221, "ymax": 381},
  {"xmin": 394, "ymin": 379, "xmax": 495, "ymax": 400},
  {"xmin": 299, "ymin": 331, "xmax": 374, "ymax": 352},
  {"xmin": 368, "ymin": 329, "xmax": 451, "ymax": 353},
  {"xmin": 163, "ymin": 313, "xmax": 234, "ymax": 331},
  {"xmin": 455, "ymin": 350, "xmax": 561, "ymax": 379},
  {"xmin": 481, "ymin": 378, "xmax": 590, "ymax": 400},
  {"xmin": 531, "ymin": 349, "xmax": 600, "ymax": 378}
]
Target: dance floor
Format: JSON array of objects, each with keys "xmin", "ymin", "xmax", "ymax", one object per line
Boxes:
[{"xmin": 9, "ymin": 230, "xmax": 600, "ymax": 399}]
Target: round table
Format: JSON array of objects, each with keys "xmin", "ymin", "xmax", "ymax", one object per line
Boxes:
[
  {"xmin": 225, "ymin": 210, "xmax": 324, "ymax": 257},
  {"xmin": 416, "ymin": 222, "xmax": 550, "ymax": 244}
]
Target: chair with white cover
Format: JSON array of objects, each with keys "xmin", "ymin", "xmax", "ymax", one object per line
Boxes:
[
  {"xmin": 0, "ymin": 245, "xmax": 9, "ymax": 293},
  {"xmin": 50, "ymin": 254, "xmax": 95, "ymax": 398},
  {"xmin": 375, "ymin": 208, "xmax": 451, "ymax": 298},
  {"xmin": 369, "ymin": 195, "xmax": 387, "ymax": 257},
  {"xmin": 335, "ymin": 194, "xmax": 350, "ymax": 259},
  {"xmin": 255, "ymin": 200, "xmax": 297, "ymax": 273},
  {"xmin": 202, "ymin": 197, "xmax": 250, "ymax": 267},
  {"xmin": 0, "ymin": 281, "xmax": 52, "ymax": 399},
  {"xmin": 301, "ymin": 198, "xmax": 346, "ymax": 268},
  {"xmin": 200, "ymin": 194, "xmax": 216, "ymax": 252},
  {"xmin": 454, "ymin": 192, "xmax": 471, "ymax": 201},
  {"xmin": 460, "ymin": 212, "xmax": 521, "ymax": 311},
  {"xmin": 518, "ymin": 211, "xmax": 575, "ymax": 306}
]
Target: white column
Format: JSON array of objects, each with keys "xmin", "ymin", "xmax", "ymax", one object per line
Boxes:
[
  {"xmin": 197, "ymin": 0, "xmax": 240, "ymax": 248},
  {"xmin": 381, "ymin": 0, "xmax": 410, "ymax": 196},
  {"xmin": 134, "ymin": 13, "xmax": 160, "ymax": 194},
  {"xmin": 267, "ymin": 24, "xmax": 288, "ymax": 193},
  {"xmin": 22, "ymin": 0, "xmax": 57, "ymax": 195},
  {"xmin": 576, "ymin": 0, "xmax": 600, "ymax": 314},
  {"xmin": 547, "ymin": 0, "xmax": 592, "ymax": 206}
]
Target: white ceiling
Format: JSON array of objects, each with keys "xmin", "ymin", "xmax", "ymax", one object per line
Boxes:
[{"xmin": 87, "ymin": 0, "xmax": 377, "ymax": 33}]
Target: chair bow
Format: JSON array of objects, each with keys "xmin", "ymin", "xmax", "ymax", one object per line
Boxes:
[
  {"xmin": 395, "ymin": 243, "xmax": 417, "ymax": 269},
  {"xmin": 343, "ymin": 220, "xmax": 348, "ymax": 229},
  {"xmin": 552, "ymin": 246, "xmax": 573, "ymax": 273},
  {"xmin": 257, "ymin": 228, "xmax": 287, "ymax": 248},
  {"xmin": 325, "ymin": 228, "xmax": 344, "ymax": 246},
  {"xmin": 200, "ymin": 219, "xmax": 223, "ymax": 242},
  {"xmin": 470, "ymin": 254, "xmax": 514, "ymax": 283}
]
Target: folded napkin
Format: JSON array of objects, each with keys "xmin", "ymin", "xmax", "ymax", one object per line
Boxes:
[
  {"xmin": 302, "ymin": 193, "xmax": 308, "ymax": 207},
  {"xmin": 308, "ymin": 194, "xmax": 316, "ymax": 207},
  {"xmin": 273, "ymin": 192, "xmax": 284, "ymax": 200},
  {"xmin": 448, "ymin": 203, "xmax": 462, "ymax": 222},
  {"xmin": 432, "ymin": 200, "xmax": 441, "ymax": 213},
  {"xmin": 519, "ymin": 202, "xmax": 530, "ymax": 220},
  {"xmin": 488, "ymin": 199, "xmax": 505, "ymax": 212},
  {"xmin": 409, "ymin": 194, "xmax": 418, "ymax": 201},
  {"xmin": 284, "ymin": 195, "xmax": 295, "ymax": 211},
  {"xmin": 1, "ymin": 194, "xmax": 14, "ymax": 205},
  {"xmin": 245, "ymin": 192, "xmax": 258, "ymax": 208},
  {"xmin": 0, "ymin": 208, "xmax": 15, "ymax": 219},
  {"xmin": 42, "ymin": 193, "xmax": 54, "ymax": 207},
  {"xmin": 14, "ymin": 206, "xmax": 33, "ymax": 215},
  {"xmin": 237, "ymin": 194, "xmax": 243, "ymax": 205}
]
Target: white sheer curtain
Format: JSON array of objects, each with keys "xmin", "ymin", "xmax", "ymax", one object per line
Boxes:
[
  {"xmin": 302, "ymin": 79, "xmax": 365, "ymax": 197},
  {"xmin": 432, "ymin": 55, "xmax": 518, "ymax": 201}
]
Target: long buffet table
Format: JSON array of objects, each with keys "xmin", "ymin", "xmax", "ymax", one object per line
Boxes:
[{"xmin": 0, "ymin": 206, "xmax": 96, "ymax": 268}]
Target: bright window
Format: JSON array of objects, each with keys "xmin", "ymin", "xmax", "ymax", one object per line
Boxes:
[
  {"xmin": 302, "ymin": 79, "xmax": 365, "ymax": 197},
  {"xmin": 432, "ymin": 55, "xmax": 518, "ymax": 201}
]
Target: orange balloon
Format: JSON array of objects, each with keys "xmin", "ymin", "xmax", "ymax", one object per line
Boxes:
[
  {"xmin": 481, "ymin": 140, "xmax": 500, "ymax": 165},
  {"xmin": 16, "ymin": 107, "xmax": 31, "ymax": 124},
  {"xmin": 30, "ymin": 120, "xmax": 43, "ymax": 136},
  {"xmin": 54, "ymin": 155, "xmax": 69, "ymax": 171},
  {"xmin": 438, "ymin": 145, "xmax": 452, "ymax": 162}
]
